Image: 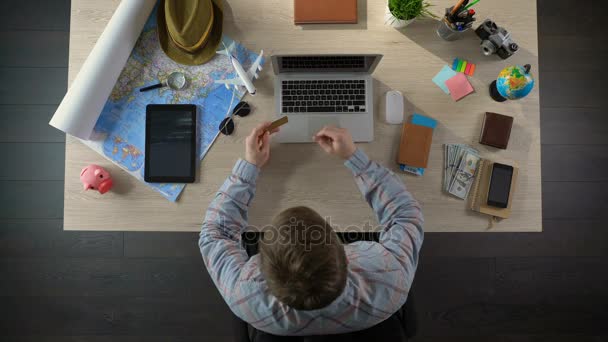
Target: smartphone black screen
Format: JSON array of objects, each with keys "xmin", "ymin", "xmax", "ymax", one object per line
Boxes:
[
  {"xmin": 487, "ymin": 163, "xmax": 513, "ymax": 208},
  {"xmin": 145, "ymin": 105, "xmax": 196, "ymax": 183}
]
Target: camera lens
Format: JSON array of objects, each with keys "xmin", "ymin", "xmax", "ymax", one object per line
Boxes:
[{"xmin": 481, "ymin": 40, "xmax": 496, "ymax": 56}]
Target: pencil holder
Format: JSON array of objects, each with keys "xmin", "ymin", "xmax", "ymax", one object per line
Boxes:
[{"xmin": 436, "ymin": 7, "xmax": 469, "ymax": 41}]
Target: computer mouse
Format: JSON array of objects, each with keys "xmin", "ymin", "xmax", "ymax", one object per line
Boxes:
[{"xmin": 385, "ymin": 90, "xmax": 404, "ymax": 124}]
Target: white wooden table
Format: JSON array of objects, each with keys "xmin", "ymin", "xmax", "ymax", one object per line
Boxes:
[{"xmin": 64, "ymin": 0, "xmax": 541, "ymax": 232}]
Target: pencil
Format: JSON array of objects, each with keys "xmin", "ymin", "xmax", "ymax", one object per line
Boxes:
[
  {"xmin": 450, "ymin": 0, "xmax": 466, "ymax": 16},
  {"xmin": 464, "ymin": 0, "xmax": 480, "ymax": 10}
]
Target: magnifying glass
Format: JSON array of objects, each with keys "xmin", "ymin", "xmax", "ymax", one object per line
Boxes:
[{"xmin": 139, "ymin": 72, "xmax": 187, "ymax": 92}]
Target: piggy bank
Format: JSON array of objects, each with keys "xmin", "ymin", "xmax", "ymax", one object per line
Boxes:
[{"xmin": 80, "ymin": 164, "xmax": 113, "ymax": 194}]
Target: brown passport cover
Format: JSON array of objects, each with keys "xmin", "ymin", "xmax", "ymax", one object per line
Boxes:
[
  {"xmin": 398, "ymin": 123, "xmax": 433, "ymax": 168},
  {"xmin": 479, "ymin": 112, "xmax": 514, "ymax": 149},
  {"xmin": 294, "ymin": 0, "xmax": 358, "ymax": 24}
]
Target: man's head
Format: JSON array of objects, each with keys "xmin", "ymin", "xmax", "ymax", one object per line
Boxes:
[{"xmin": 259, "ymin": 206, "xmax": 347, "ymax": 311}]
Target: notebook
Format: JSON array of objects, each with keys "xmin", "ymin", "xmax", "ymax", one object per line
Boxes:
[
  {"xmin": 397, "ymin": 123, "xmax": 433, "ymax": 169},
  {"xmin": 468, "ymin": 159, "xmax": 519, "ymax": 219},
  {"xmin": 294, "ymin": 0, "xmax": 358, "ymax": 24},
  {"xmin": 479, "ymin": 112, "xmax": 514, "ymax": 149}
]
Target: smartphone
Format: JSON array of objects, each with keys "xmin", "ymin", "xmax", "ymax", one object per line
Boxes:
[
  {"xmin": 487, "ymin": 163, "xmax": 513, "ymax": 208},
  {"xmin": 144, "ymin": 104, "xmax": 197, "ymax": 183}
]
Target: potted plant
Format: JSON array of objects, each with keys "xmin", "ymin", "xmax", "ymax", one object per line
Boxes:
[{"xmin": 385, "ymin": 0, "xmax": 437, "ymax": 29}]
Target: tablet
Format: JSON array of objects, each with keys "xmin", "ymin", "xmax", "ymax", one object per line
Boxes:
[{"xmin": 145, "ymin": 104, "xmax": 197, "ymax": 183}]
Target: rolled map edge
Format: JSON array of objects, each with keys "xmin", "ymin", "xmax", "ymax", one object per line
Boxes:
[{"xmin": 49, "ymin": 0, "xmax": 156, "ymax": 140}]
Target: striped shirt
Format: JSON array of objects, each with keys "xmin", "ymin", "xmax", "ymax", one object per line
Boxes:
[{"xmin": 199, "ymin": 149, "xmax": 424, "ymax": 336}]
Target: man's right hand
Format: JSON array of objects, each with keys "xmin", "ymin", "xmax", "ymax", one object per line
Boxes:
[
  {"xmin": 313, "ymin": 126, "xmax": 356, "ymax": 160},
  {"xmin": 245, "ymin": 122, "xmax": 280, "ymax": 168}
]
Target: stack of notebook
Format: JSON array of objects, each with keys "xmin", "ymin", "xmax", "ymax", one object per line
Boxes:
[{"xmin": 398, "ymin": 114, "xmax": 436, "ymax": 176}]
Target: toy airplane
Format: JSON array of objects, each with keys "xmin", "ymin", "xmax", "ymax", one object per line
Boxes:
[{"xmin": 216, "ymin": 42, "xmax": 264, "ymax": 96}]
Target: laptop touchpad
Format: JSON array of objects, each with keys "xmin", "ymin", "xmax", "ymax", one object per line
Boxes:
[{"xmin": 308, "ymin": 116, "xmax": 340, "ymax": 136}]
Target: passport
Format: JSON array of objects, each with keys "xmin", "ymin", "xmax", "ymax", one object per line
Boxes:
[
  {"xmin": 400, "ymin": 114, "xmax": 437, "ymax": 175},
  {"xmin": 398, "ymin": 123, "xmax": 433, "ymax": 169},
  {"xmin": 479, "ymin": 112, "xmax": 514, "ymax": 149}
]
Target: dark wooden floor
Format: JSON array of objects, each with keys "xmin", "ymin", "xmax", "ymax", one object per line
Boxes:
[{"xmin": 1, "ymin": 0, "xmax": 607, "ymax": 341}]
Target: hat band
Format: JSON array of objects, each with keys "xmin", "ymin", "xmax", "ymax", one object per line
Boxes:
[{"xmin": 168, "ymin": 9, "xmax": 215, "ymax": 53}]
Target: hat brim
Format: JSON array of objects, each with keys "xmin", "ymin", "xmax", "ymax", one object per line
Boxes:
[{"xmin": 158, "ymin": 0, "xmax": 223, "ymax": 66}]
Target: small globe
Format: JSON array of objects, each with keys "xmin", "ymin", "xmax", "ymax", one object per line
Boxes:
[{"xmin": 495, "ymin": 65, "xmax": 535, "ymax": 100}]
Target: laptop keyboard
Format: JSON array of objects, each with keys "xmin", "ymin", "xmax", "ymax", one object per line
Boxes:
[
  {"xmin": 281, "ymin": 56, "xmax": 366, "ymax": 70},
  {"xmin": 281, "ymin": 80, "xmax": 367, "ymax": 114}
]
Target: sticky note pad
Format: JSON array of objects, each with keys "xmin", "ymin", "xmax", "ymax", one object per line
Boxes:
[
  {"xmin": 445, "ymin": 73, "xmax": 474, "ymax": 101},
  {"xmin": 468, "ymin": 64, "xmax": 476, "ymax": 76},
  {"xmin": 453, "ymin": 57, "xmax": 476, "ymax": 76},
  {"xmin": 460, "ymin": 61, "xmax": 467, "ymax": 73},
  {"xmin": 432, "ymin": 65, "xmax": 458, "ymax": 94}
]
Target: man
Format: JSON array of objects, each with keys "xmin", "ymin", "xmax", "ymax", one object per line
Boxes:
[{"xmin": 199, "ymin": 122, "xmax": 424, "ymax": 337}]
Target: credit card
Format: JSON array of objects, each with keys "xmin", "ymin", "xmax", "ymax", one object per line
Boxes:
[{"xmin": 267, "ymin": 116, "xmax": 288, "ymax": 132}]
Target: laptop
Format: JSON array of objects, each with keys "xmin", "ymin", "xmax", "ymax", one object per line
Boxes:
[{"xmin": 271, "ymin": 54, "xmax": 383, "ymax": 143}]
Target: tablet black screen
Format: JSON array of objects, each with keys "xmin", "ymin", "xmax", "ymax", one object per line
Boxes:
[{"xmin": 145, "ymin": 105, "xmax": 196, "ymax": 183}]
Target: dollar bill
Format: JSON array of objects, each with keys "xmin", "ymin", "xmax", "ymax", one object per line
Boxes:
[
  {"xmin": 444, "ymin": 144, "xmax": 449, "ymax": 189},
  {"xmin": 448, "ymin": 151, "xmax": 480, "ymax": 199},
  {"xmin": 447, "ymin": 144, "xmax": 457, "ymax": 189},
  {"xmin": 461, "ymin": 150, "xmax": 480, "ymax": 175},
  {"xmin": 444, "ymin": 144, "xmax": 479, "ymax": 194}
]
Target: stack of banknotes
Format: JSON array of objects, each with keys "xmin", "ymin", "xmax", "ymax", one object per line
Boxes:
[{"xmin": 444, "ymin": 144, "xmax": 481, "ymax": 199}]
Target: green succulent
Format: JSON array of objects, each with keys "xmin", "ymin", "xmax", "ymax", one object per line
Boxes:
[{"xmin": 388, "ymin": 0, "xmax": 437, "ymax": 21}]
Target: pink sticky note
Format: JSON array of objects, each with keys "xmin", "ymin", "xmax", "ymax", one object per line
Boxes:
[{"xmin": 445, "ymin": 73, "xmax": 474, "ymax": 101}]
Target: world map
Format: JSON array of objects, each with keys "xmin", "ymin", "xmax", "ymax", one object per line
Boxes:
[{"xmin": 83, "ymin": 6, "xmax": 263, "ymax": 201}]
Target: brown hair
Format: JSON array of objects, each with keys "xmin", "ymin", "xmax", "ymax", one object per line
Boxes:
[{"xmin": 259, "ymin": 206, "xmax": 347, "ymax": 310}]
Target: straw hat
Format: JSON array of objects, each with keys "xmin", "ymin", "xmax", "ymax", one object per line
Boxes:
[{"xmin": 157, "ymin": 0, "xmax": 223, "ymax": 65}]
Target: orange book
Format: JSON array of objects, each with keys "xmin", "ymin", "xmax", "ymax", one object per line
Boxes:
[{"xmin": 294, "ymin": 0, "xmax": 358, "ymax": 24}]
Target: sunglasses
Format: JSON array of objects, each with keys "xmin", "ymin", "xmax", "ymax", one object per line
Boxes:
[{"xmin": 219, "ymin": 102, "xmax": 251, "ymax": 136}]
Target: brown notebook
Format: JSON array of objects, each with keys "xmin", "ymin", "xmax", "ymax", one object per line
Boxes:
[
  {"xmin": 397, "ymin": 123, "xmax": 433, "ymax": 168},
  {"xmin": 479, "ymin": 112, "xmax": 514, "ymax": 149},
  {"xmin": 468, "ymin": 159, "xmax": 518, "ymax": 219},
  {"xmin": 294, "ymin": 0, "xmax": 358, "ymax": 24}
]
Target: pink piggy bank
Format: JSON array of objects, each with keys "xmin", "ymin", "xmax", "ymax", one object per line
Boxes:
[{"xmin": 80, "ymin": 165, "xmax": 113, "ymax": 194}]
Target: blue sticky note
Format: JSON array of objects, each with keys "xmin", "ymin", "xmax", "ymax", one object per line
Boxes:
[
  {"xmin": 411, "ymin": 114, "xmax": 437, "ymax": 129},
  {"xmin": 432, "ymin": 65, "xmax": 458, "ymax": 94},
  {"xmin": 452, "ymin": 58, "xmax": 459, "ymax": 71}
]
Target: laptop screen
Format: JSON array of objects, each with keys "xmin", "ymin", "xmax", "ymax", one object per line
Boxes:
[{"xmin": 273, "ymin": 55, "xmax": 382, "ymax": 74}]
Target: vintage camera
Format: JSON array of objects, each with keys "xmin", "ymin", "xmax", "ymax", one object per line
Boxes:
[{"xmin": 475, "ymin": 19, "xmax": 518, "ymax": 59}]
